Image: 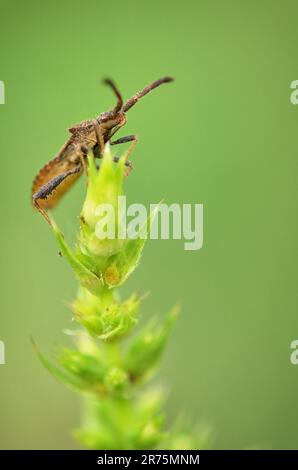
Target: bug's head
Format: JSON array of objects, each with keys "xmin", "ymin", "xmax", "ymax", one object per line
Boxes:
[
  {"xmin": 99, "ymin": 109, "xmax": 126, "ymax": 131},
  {"xmin": 98, "ymin": 76, "xmax": 174, "ymax": 132}
]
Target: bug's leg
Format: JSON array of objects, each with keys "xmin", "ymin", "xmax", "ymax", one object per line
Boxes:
[
  {"xmin": 113, "ymin": 155, "xmax": 133, "ymax": 175},
  {"xmin": 79, "ymin": 144, "xmax": 89, "ymax": 179},
  {"xmin": 92, "ymin": 119, "xmax": 105, "ymax": 155},
  {"xmin": 99, "ymin": 135, "xmax": 138, "ymax": 176},
  {"xmin": 33, "ymin": 200, "xmax": 52, "ymax": 225},
  {"xmin": 32, "ymin": 167, "xmax": 81, "ymax": 225},
  {"xmin": 93, "ymin": 146, "xmax": 133, "ymax": 172},
  {"xmin": 92, "ymin": 144, "xmax": 101, "ymax": 161},
  {"xmin": 111, "ymin": 134, "xmax": 138, "ymax": 171},
  {"xmin": 124, "ymin": 136, "xmax": 138, "ymax": 160},
  {"xmin": 110, "ymin": 135, "xmax": 137, "ymax": 146},
  {"xmin": 93, "ymin": 129, "xmax": 137, "ymax": 176},
  {"xmin": 92, "ymin": 142, "xmax": 133, "ymax": 175}
]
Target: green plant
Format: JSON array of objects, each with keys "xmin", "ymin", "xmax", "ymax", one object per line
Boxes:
[{"xmin": 34, "ymin": 145, "xmax": 208, "ymax": 449}]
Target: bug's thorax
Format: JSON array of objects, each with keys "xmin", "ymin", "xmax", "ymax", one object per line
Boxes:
[{"xmin": 69, "ymin": 112, "xmax": 126, "ymax": 149}]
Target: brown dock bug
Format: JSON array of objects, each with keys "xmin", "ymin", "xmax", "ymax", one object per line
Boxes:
[{"xmin": 32, "ymin": 77, "xmax": 174, "ymax": 224}]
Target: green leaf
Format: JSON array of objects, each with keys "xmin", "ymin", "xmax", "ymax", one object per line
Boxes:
[
  {"xmin": 31, "ymin": 338, "xmax": 87, "ymax": 391},
  {"xmin": 58, "ymin": 348, "xmax": 107, "ymax": 386},
  {"xmin": 103, "ymin": 204, "xmax": 161, "ymax": 288},
  {"xmin": 73, "ymin": 287, "xmax": 140, "ymax": 340},
  {"xmin": 52, "ymin": 221, "xmax": 103, "ymax": 295},
  {"xmin": 124, "ymin": 306, "xmax": 179, "ymax": 380}
]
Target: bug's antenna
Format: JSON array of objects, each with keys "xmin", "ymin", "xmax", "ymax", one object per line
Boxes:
[
  {"xmin": 122, "ymin": 76, "xmax": 174, "ymax": 113},
  {"xmin": 103, "ymin": 78, "xmax": 123, "ymax": 114}
]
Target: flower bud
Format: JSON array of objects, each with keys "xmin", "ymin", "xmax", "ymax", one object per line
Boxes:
[{"xmin": 51, "ymin": 146, "xmax": 156, "ymax": 293}]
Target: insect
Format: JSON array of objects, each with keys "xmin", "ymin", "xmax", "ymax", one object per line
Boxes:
[{"xmin": 32, "ymin": 76, "xmax": 174, "ymax": 224}]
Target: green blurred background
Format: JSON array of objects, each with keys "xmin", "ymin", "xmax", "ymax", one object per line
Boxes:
[{"xmin": 0, "ymin": 0, "xmax": 297, "ymax": 449}]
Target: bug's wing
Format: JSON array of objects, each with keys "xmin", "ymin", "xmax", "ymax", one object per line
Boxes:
[{"xmin": 32, "ymin": 141, "xmax": 83, "ymax": 210}]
